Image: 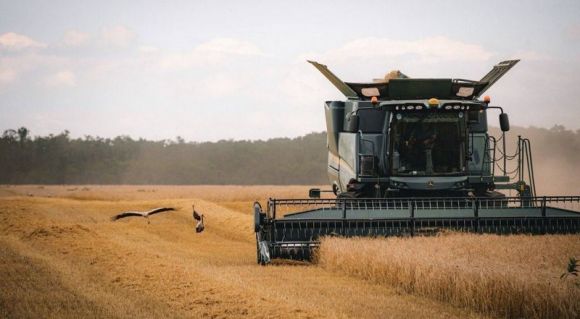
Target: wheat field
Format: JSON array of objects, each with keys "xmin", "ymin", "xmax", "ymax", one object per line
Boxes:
[
  {"xmin": 0, "ymin": 185, "xmax": 578, "ymax": 318},
  {"xmin": 317, "ymin": 235, "xmax": 580, "ymax": 319}
]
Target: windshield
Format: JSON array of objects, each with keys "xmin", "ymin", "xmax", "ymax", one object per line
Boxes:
[{"xmin": 391, "ymin": 112, "xmax": 466, "ymax": 176}]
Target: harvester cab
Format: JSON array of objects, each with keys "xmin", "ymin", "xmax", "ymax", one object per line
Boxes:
[
  {"xmin": 253, "ymin": 60, "xmax": 580, "ymax": 264},
  {"xmin": 309, "ymin": 59, "xmax": 522, "ymax": 199}
]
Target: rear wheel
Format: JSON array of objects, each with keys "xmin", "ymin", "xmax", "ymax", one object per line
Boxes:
[
  {"xmin": 336, "ymin": 191, "xmax": 365, "ymax": 210},
  {"xmin": 337, "ymin": 191, "xmax": 360, "ymax": 199}
]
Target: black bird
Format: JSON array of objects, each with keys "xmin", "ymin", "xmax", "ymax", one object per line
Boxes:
[
  {"xmin": 111, "ymin": 207, "xmax": 175, "ymax": 223},
  {"xmin": 192, "ymin": 204, "xmax": 205, "ymax": 233}
]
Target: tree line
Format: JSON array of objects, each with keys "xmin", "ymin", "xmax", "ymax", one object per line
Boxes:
[
  {"xmin": 0, "ymin": 126, "xmax": 578, "ymax": 189},
  {"xmin": 0, "ymin": 128, "xmax": 327, "ymax": 185}
]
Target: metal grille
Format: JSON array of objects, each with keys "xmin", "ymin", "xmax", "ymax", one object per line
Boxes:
[
  {"xmin": 269, "ymin": 196, "xmax": 580, "ymax": 218},
  {"xmin": 258, "ymin": 196, "xmax": 580, "ymax": 261}
]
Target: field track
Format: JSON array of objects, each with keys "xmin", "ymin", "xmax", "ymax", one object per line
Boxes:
[{"xmin": 0, "ymin": 185, "xmax": 577, "ymax": 318}]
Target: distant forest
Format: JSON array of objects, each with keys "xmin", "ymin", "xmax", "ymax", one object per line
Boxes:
[
  {"xmin": 0, "ymin": 126, "xmax": 579, "ymax": 190},
  {"xmin": 0, "ymin": 128, "xmax": 327, "ymax": 184}
]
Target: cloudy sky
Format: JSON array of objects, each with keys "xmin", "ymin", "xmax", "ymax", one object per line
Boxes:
[{"xmin": 1, "ymin": 0, "xmax": 579, "ymax": 141}]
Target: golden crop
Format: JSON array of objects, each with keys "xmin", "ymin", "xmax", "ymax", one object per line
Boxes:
[
  {"xmin": 0, "ymin": 185, "xmax": 577, "ymax": 318},
  {"xmin": 317, "ymin": 235, "xmax": 580, "ymax": 319}
]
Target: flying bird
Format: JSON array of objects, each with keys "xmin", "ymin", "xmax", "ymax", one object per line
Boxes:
[
  {"xmin": 192, "ymin": 204, "xmax": 205, "ymax": 233},
  {"xmin": 111, "ymin": 207, "xmax": 175, "ymax": 223}
]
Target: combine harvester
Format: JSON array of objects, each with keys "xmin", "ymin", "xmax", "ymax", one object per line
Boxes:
[{"xmin": 254, "ymin": 60, "xmax": 580, "ymax": 264}]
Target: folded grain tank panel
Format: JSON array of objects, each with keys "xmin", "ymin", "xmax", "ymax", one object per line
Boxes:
[{"xmin": 254, "ymin": 60, "xmax": 580, "ymax": 264}]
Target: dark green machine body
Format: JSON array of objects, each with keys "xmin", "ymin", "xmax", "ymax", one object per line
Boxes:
[
  {"xmin": 254, "ymin": 60, "xmax": 580, "ymax": 264},
  {"xmin": 318, "ymin": 60, "xmax": 524, "ymax": 198}
]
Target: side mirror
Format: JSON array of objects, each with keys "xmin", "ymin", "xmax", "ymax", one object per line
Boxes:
[
  {"xmin": 309, "ymin": 188, "xmax": 321, "ymax": 198},
  {"xmin": 347, "ymin": 115, "xmax": 359, "ymax": 132},
  {"xmin": 499, "ymin": 113, "xmax": 510, "ymax": 132}
]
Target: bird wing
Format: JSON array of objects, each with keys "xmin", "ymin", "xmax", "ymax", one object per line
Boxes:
[
  {"xmin": 193, "ymin": 211, "xmax": 201, "ymax": 221},
  {"xmin": 145, "ymin": 207, "xmax": 175, "ymax": 217},
  {"xmin": 111, "ymin": 211, "xmax": 144, "ymax": 221}
]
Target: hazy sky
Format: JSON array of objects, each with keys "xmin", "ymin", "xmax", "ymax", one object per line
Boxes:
[{"xmin": 1, "ymin": 0, "xmax": 579, "ymax": 141}]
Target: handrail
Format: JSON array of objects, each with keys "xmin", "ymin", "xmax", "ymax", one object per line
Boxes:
[
  {"xmin": 480, "ymin": 133, "xmax": 537, "ymax": 197},
  {"xmin": 481, "ymin": 134, "xmax": 497, "ymax": 178},
  {"xmin": 518, "ymin": 137, "xmax": 536, "ymax": 197}
]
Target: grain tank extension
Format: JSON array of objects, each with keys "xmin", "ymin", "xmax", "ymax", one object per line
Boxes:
[{"xmin": 254, "ymin": 60, "xmax": 580, "ymax": 264}]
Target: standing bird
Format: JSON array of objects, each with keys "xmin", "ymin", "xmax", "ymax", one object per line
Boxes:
[
  {"xmin": 111, "ymin": 207, "xmax": 175, "ymax": 223},
  {"xmin": 192, "ymin": 204, "xmax": 205, "ymax": 233}
]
